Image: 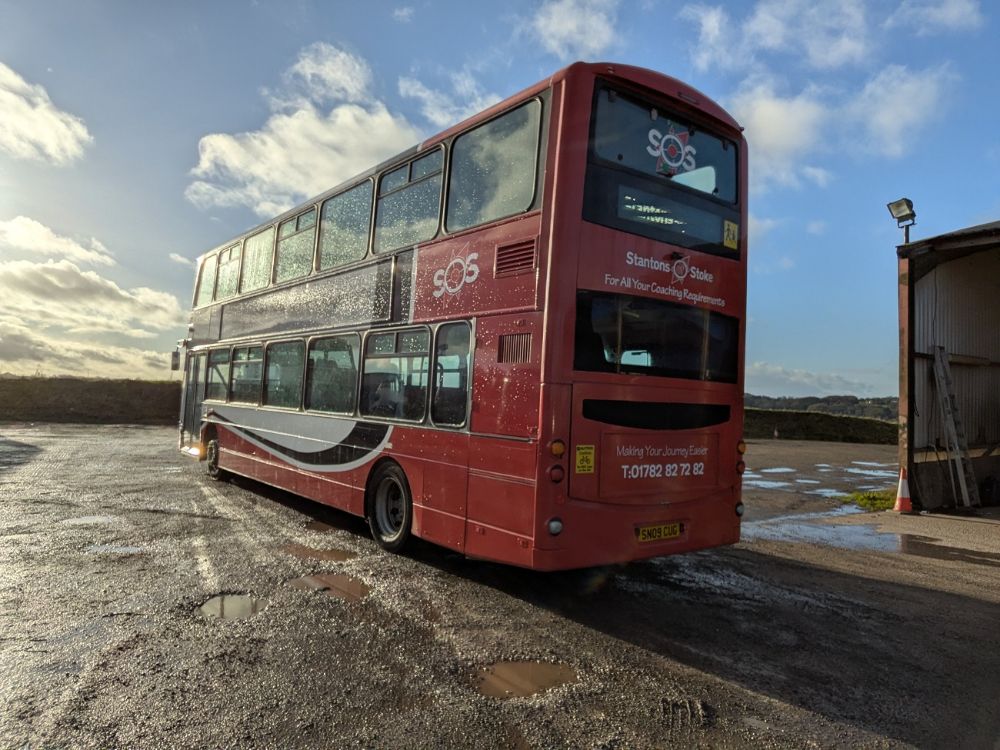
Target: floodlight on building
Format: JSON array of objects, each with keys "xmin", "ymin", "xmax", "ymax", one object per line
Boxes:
[{"xmin": 887, "ymin": 198, "xmax": 916, "ymax": 243}]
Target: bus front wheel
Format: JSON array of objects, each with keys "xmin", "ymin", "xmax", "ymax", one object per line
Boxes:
[
  {"xmin": 367, "ymin": 463, "xmax": 412, "ymax": 553},
  {"xmin": 206, "ymin": 438, "xmax": 228, "ymax": 481}
]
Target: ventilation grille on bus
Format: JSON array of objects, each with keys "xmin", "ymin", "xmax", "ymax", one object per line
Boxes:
[
  {"xmin": 495, "ymin": 239, "xmax": 537, "ymax": 278},
  {"xmin": 582, "ymin": 400, "xmax": 730, "ymax": 431},
  {"xmin": 498, "ymin": 333, "xmax": 532, "ymax": 363}
]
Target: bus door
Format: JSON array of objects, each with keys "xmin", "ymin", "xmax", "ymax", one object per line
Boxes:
[{"xmin": 182, "ymin": 352, "xmax": 207, "ymax": 446}]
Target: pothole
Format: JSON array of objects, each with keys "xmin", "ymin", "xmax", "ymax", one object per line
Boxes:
[
  {"xmin": 86, "ymin": 544, "xmax": 144, "ymax": 555},
  {"xmin": 289, "ymin": 573, "xmax": 369, "ymax": 601},
  {"xmin": 62, "ymin": 515, "xmax": 116, "ymax": 526},
  {"xmin": 199, "ymin": 595, "xmax": 265, "ymax": 620},
  {"xmin": 278, "ymin": 543, "xmax": 357, "ymax": 562},
  {"xmin": 473, "ymin": 661, "xmax": 577, "ymax": 698}
]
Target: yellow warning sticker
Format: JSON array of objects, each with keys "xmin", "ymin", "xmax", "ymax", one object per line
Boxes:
[
  {"xmin": 575, "ymin": 445, "xmax": 595, "ymax": 474},
  {"xmin": 723, "ymin": 220, "xmax": 739, "ymax": 250}
]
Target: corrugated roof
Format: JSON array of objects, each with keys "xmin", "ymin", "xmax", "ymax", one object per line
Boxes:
[{"xmin": 898, "ymin": 219, "xmax": 1000, "ymax": 258}]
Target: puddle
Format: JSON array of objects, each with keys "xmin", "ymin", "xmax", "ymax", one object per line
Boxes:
[
  {"xmin": 278, "ymin": 543, "xmax": 357, "ymax": 562},
  {"xmin": 473, "ymin": 661, "xmax": 578, "ymax": 698},
  {"xmin": 852, "ymin": 461, "xmax": 896, "ymax": 468},
  {"xmin": 760, "ymin": 467, "xmax": 795, "ymax": 474},
  {"xmin": 795, "ymin": 479, "xmax": 821, "ymax": 485},
  {"xmin": 86, "ymin": 544, "xmax": 144, "ymax": 555},
  {"xmin": 62, "ymin": 515, "xmax": 116, "ymax": 526},
  {"xmin": 845, "ymin": 467, "xmax": 898, "ymax": 479},
  {"xmin": 744, "ymin": 480, "xmax": 793, "ymax": 490},
  {"xmin": 805, "ymin": 488, "xmax": 847, "ymax": 498},
  {"xmin": 289, "ymin": 573, "xmax": 370, "ymax": 601},
  {"xmin": 199, "ymin": 595, "xmax": 265, "ymax": 620}
]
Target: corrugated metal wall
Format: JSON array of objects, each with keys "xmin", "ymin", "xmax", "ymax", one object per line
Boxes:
[{"xmin": 912, "ymin": 249, "xmax": 1000, "ymax": 450}]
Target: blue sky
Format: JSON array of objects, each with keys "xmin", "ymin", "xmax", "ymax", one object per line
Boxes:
[{"xmin": 0, "ymin": 0, "xmax": 994, "ymax": 396}]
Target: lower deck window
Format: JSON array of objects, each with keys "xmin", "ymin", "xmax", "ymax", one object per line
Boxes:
[
  {"xmin": 361, "ymin": 329, "xmax": 429, "ymax": 420},
  {"xmin": 264, "ymin": 341, "xmax": 305, "ymax": 408}
]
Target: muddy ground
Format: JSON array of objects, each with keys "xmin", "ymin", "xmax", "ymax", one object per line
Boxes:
[{"xmin": 1, "ymin": 427, "xmax": 998, "ymax": 749}]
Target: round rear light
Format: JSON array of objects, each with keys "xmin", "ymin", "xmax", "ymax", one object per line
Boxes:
[
  {"xmin": 550, "ymin": 440, "xmax": 566, "ymax": 457},
  {"xmin": 547, "ymin": 518, "xmax": 564, "ymax": 535},
  {"xmin": 548, "ymin": 465, "xmax": 565, "ymax": 483},
  {"xmin": 737, "ymin": 440, "xmax": 747, "ymax": 455},
  {"xmin": 735, "ymin": 502, "xmax": 745, "ymax": 517},
  {"xmin": 737, "ymin": 461, "xmax": 746, "ymax": 474}
]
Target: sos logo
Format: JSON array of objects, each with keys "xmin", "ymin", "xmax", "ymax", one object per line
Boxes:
[
  {"xmin": 432, "ymin": 252, "xmax": 480, "ymax": 298},
  {"xmin": 647, "ymin": 126, "xmax": 696, "ymax": 175}
]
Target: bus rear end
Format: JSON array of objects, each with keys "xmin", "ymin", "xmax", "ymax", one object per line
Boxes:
[{"xmin": 533, "ymin": 64, "xmax": 746, "ymax": 570}]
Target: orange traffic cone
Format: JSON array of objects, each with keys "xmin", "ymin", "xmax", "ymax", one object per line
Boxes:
[{"xmin": 894, "ymin": 468, "xmax": 914, "ymax": 513}]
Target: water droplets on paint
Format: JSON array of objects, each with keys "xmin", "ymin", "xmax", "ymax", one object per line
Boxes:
[
  {"xmin": 199, "ymin": 595, "xmax": 265, "ymax": 620},
  {"xmin": 289, "ymin": 573, "xmax": 369, "ymax": 602},
  {"xmin": 278, "ymin": 543, "xmax": 357, "ymax": 562},
  {"xmin": 473, "ymin": 661, "xmax": 578, "ymax": 698}
]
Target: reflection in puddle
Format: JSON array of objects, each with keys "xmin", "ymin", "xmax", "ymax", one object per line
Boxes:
[
  {"xmin": 62, "ymin": 515, "xmax": 116, "ymax": 526},
  {"xmin": 474, "ymin": 661, "xmax": 578, "ymax": 698},
  {"xmin": 795, "ymin": 479, "xmax": 821, "ymax": 485},
  {"xmin": 806, "ymin": 488, "xmax": 847, "ymax": 498},
  {"xmin": 845, "ymin": 467, "xmax": 898, "ymax": 479},
  {"xmin": 760, "ymin": 467, "xmax": 795, "ymax": 474},
  {"xmin": 86, "ymin": 544, "xmax": 143, "ymax": 555},
  {"xmin": 289, "ymin": 573, "xmax": 370, "ymax": 602},
  {"xmin": 852, "ymin": 461, "xmax": 896, "ymax": 468},
  {"xmin": 278, "ymin": 543, "xmax": 357, "ymax": 562},
  {"xmin": 199, "ymin": 595, "xmax": 265, "ymax": 620}
]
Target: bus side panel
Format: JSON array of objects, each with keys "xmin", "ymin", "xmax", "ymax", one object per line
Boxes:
[
  {"xmin": 470, "ymin": 312, "xmax": 542, "ymax": 438},
  {"xmin": 465, "ymin": 436, "xmax": 537, "ymax": 565}
]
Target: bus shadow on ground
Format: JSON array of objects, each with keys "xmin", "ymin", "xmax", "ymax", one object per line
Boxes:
[
  {"xmin": 0, "ymin": 434, "xmax": 42, "ymax": 478},
  {"xmin": 438, "ymin": 547, "xmax": 1000, "ymax": 750}
]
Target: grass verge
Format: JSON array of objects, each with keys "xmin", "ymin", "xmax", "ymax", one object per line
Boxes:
[{"xmin": 841, "ymin": 489, "xmax": 896, "ymax": 512}]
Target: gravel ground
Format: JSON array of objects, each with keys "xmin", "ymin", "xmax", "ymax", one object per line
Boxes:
[{"xmin": 1, "ymin": 426, "xmax": 998, "ymax": 749}]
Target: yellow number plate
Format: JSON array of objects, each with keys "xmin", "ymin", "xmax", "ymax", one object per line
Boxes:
[{"xmin": 636, "ymin": 522, "xmax": 683, "ymax": 543}]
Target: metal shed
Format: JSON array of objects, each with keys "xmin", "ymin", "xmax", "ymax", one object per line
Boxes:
[{"xmin": 898, "ymin": 221, "xmax": 1000, "ymax": 510}]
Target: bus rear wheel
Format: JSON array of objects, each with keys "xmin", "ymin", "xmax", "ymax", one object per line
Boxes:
[{"xmin": 368, "ymin": 463, "xmax": 412, "ymax": 553}]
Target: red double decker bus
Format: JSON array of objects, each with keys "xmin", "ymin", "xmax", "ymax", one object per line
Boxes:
[{"xmin": 176, "ymin": 62, "xmax": 747, "ymax": 571}]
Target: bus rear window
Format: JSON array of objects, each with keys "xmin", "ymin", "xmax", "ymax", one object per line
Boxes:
[
  {"xmin": 585, "ymin": 83, "xmax": 740, "ymax": 257},
  {"xmin": 574, "ymin": 291, "xmax": 738, "ymax": 383}
]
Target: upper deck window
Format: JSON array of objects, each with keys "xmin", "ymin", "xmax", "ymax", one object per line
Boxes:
[
  {"xmin": 241, "ymin": 226, "xmax": 275, "ymax": 294},
  {"xmin": 318, "ymin": 181, "xmax": 372, "ymax": 271},
  {"xmin": 214, "ymin": 243, "xmax": 242, "ymax": 301},
  {"xmin": 586, "ymin": 83, "xmax": 740, "ymax": 257},
  {"xmin": 446, "ymin": 100, "xmax": 541, "ymax": 233},
  {"xmin": 274, "ymin": 207, "xmax": 317, "ymax": 283},
  {"xmin": 194, "ymin": 253, "xmax": 218, "ymax": 307},
  {"xmin": 373, "ymin": 148, "xmax": 443, "ymax": 253}
]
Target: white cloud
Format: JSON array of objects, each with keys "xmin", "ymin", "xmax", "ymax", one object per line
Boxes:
[
  {"xmin": 530, "ymin": 0, "xmax": 619, "ymax": 60},
  {"xmin": 392, "ymin": 6, "xmax": 415, "ymax": 22},
  {"xmin": 806, "ymin": 220, "xmax": 827, "ymax": 235},
  {"xmin": 279, "ymin": 43, "xmax": 373, "ymax": 106},
  {"xmin": 846, "ymin": 64, "xmax": 957, "ymax": 157},
  {"xmin": 729, "ymin": 77, "xmax": 828, "ymax": 190},
  {"xmin": 746, "ymin": 361, "xmax": 875, "ymax": 396},
  {"xmin": 0, "ymin": 61, "xmax": 92, "ymax": 165},
  {"xmin": 884, "ymin": 0, "xmax": 983, "ymax": 35},
  {"xmin": 0, "ymin": 259, "xmax": 184, "ymax": 340},
  {"xmin": 749, "ymin": 214, "xmax": 780, "ymax": 244},
  {"xmin": 0, "ymin": 317, "xmax": 171, "ymax": 379},
  {"xmin": 801, "ymin": 165, "xmax": 832, "ymax": 187},
  {"xmin": 169, "ymin": 253, "xmax": 194, "ymax": 267},
  {"xmin": 0, "ymin": 216, "xmax": 115, "ymax": 266},
  {"xmin": 187, "ymin": 44, "xmax": 421, "ymax": 217},
  {"xmin": 680, "ymin": 0, "xmax": 870, "ymax": 72},
  {"xmin": 399, "ymin": 71, "xmax": 501, "ymax": 129}
]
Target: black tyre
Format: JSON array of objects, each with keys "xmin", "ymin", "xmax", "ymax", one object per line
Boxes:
[
  {"xmin": 367, "ymin": 463, "xmax": 412, "ymax": 552},
  {"xmin": 205, "ymin": 438, "xmax": 228, "ymax": 481}
]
